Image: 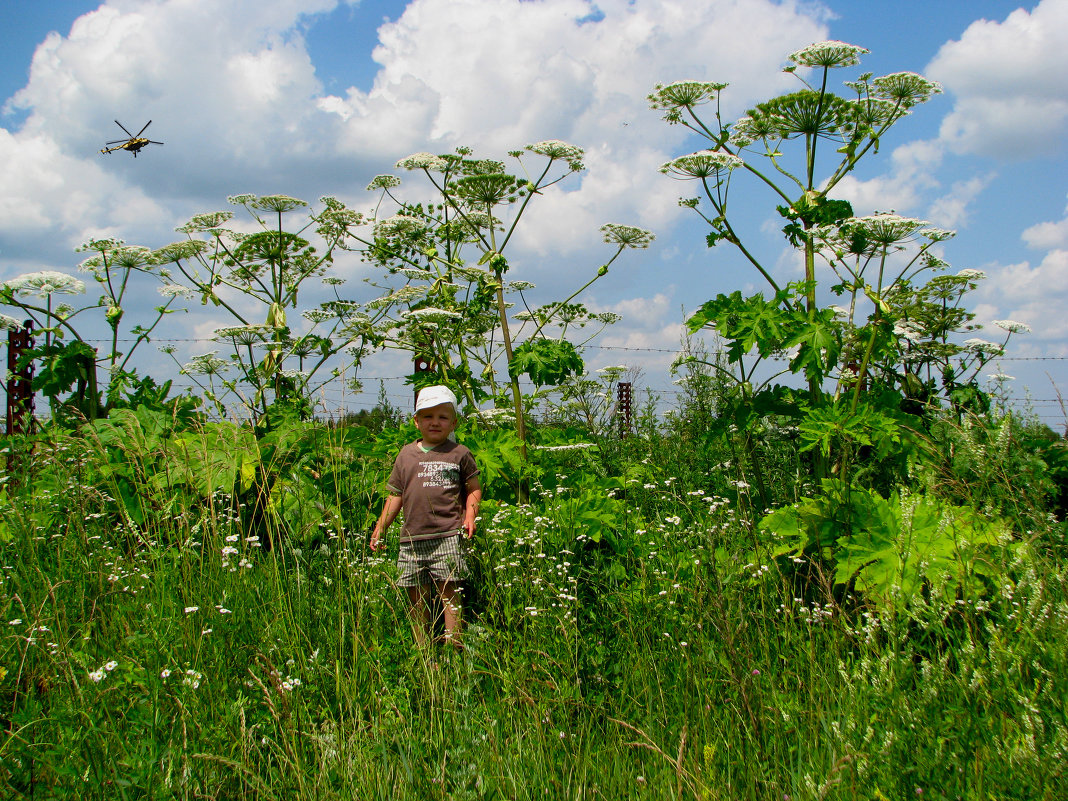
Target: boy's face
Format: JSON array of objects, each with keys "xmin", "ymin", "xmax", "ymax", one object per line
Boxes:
[{"xmin": 414, "ymin": 402, "xmax": 457, "ymax": 446}]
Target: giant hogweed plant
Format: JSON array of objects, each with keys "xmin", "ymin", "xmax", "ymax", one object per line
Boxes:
[
  {"xmin": 153, "ymin": 194, "xmax": 395, "ymax": 424},
  {"xmin": 0, "ymin": 241, "xmax": 190, "ymax": 420},
  {"xmin": 652, "ymin": 41, "xmax": 1030, "ymax": 602},
  {"xmin": 335, "ymin": 143, "xmax": 653, "ymax": 451},
  {"xmin": 652, "ymin": 42, "xmax": 1025, "ymax": 479}
]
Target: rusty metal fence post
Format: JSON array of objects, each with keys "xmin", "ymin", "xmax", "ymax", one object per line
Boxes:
[
  {"xmin": 617, "ymin": 381, "xmax": 632, "ymax": 438},
  {"xmin": 6, "ymin": 320, "xmax": 36, "ymax": 477},
  {"xmin": 6, "ymin": 319, "xmax": 35, "ymax": 437}
]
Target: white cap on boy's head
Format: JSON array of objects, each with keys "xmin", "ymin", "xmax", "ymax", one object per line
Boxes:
[{"xmin": 415, "ymin": 385, "xmax": 458, "ymax": 413}]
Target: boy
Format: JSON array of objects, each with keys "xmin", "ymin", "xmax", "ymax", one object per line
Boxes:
[{"xmin": 370, "ymin": 385, "xmax": 481, "ymax": 651}]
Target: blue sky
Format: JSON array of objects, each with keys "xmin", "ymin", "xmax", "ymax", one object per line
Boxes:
[{"xmin": 1, "ymin": 0, "xmax": 1066, "ymax": 426}]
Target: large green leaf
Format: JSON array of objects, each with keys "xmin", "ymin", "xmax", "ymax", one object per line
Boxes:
[
  {"xmin": 158, "ymin": 422, "xmax": 260, "ymax": 496},
  {"xmin": 508, "ymin": 338, "xmax": 584, "ymax": 387}
]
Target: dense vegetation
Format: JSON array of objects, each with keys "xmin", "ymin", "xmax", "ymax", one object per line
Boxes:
[
  {"xmin": 1, "ymin": 392, "xmax": 1066, "ymax": 799},
  {"xmin": 2, "ymin": 40, "xmax": 1067, "ymax": 798}
]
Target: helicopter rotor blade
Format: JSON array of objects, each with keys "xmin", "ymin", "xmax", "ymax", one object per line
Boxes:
[
  {"xmin": 147, "ymin": 140, "xmax": 164, "ymax": 145},
  {"xmin": 135, "ymin": 120, "xmax": 152, "ymax": 137},
  {"xmin": 115, "ymin": 120, "xmax": 134, "ymax": 137},
  {"xmin": 105, "ymin": 139, "xmax": 128, "ymax": 145}
]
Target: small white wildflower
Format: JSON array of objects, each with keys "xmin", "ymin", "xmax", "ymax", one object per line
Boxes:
[{"xmin": 182, "ymin": 669, "xmax": 203, "ymax": 689}]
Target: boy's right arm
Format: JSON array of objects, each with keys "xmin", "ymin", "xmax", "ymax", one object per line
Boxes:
[{"xmin": 370, "ymin": 494, "xmax": 402, "ymax": 551}]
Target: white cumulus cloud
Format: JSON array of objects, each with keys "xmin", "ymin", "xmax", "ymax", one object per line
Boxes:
[
  {"xmin": 926, "ymin": 0, "xmax": 1068, "ymax": 158},
  {"xmin": 1022, "ymin": 195, "xmax": 1068, "ymax": 250}
]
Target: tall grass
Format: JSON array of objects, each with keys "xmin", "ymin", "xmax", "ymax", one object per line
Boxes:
[{"xmin": 1, "ymin": 416, "xmax": 1066, "ymax": 799}]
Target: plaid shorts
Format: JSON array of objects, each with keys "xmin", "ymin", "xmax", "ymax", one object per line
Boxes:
[{"xmin": 396, "ymin": 533, "xmax": 469, "ymax": 587}]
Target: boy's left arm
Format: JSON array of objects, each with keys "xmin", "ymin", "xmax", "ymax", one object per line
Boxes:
[{"xmin": 463, "ymin": 476, "xmax": 481, "ymax": 538}]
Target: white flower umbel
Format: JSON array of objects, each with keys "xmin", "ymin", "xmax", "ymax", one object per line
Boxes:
[
  {"xmin": 177, "ymin": 211, "xmax": 234, "ymax": 232},
  {"xmin": 402, "ymin": 307, "xmax": 463, "ymax": 325},
  {"xmin": 0, "ymin": 313, "xmax": 22, "ymax": 330},
  {"xmin": 251, "ymin": 195, "xmax": 308, "ymax": 213},
  {"xmin": 964, "ymin": 338, "xmax": 1003, "ymax": 354},
  {"xmin": 871, "ymin": 72, "xmax": 943, "ymax": 108},
  {"xmin": 366, "ymin": 174, "xmax": 401, "ymax": 191},
  {"xmin": 894, "ymin": 321, "xmax": 924, "ymax": 344},
  {"xmin": 213, "ymin": 325, "xmax": 269, "ymax": 346},
  {"xmin": 158, "ymin": 283, "xmax": 195, "ymax": 300},
  {"xmin": 302, "ymin": 309, "xmax": 334, "ymax": 324},
  {"xmin": 819, "ymin": 214, "xmax": 933, "ymax": 250},
  {"xmin": 525, "ymin": 140, "xmax": 585, "ymax": 170},
  {"xmin": 601, "ymin": 223, "xmax": 655, "ymax": 249},
  {"xmin": 374, "ymin": 214, "xmax": 429, "ymax": 238},
  {"xmin": 648, "ymin": 81, "xmax": 728, "ymax": 112},
  {"xmin": 5, "ymin": 271, "xmax": 86, "ymax": 297},
  {"xmin": 992, "ymin": 319, "xmax": 1032, "ymax": 334},
  {"xmin": 920, "ymin": 227, "xmax": 955, "ymax": 243},
  {"xmin": 396, "ymin": 152, "xmax": 448, "ymax": 172},
  {"xmin": 154, "ymin": 240, "xmax": 211, "ymax": 262},
  {"xmin": 182, "ymin": 352, "xmax": 230, "ymax": 376},
  {"xmin": 365, "ymin": 285, "xmax": 427, "ymax": 309},
  {"xmin": 473, "ymin": 407, "xmax": 517, "ymax": 423},
  {"xmin": 789, "ymin": 41, "xmax": 869, "ymax": 69},
  {"xmin": 660, "ymin": 151, "xmax": 743, "ymax": 179},
  {"xmin": 452, "ymin": 265, "xmax": 491, "ymax": 281}
]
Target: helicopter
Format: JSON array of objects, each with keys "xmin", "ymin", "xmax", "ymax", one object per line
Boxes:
[{"xmin": 100, "ymin": 120, "xmax": 163, "ymax": 157}]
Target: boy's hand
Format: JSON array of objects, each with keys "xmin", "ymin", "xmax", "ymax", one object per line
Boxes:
[
  {"xmin": 463, "ymin": 518, "xmax": 476, "ymax": 539},
  {"xmin": 370, "ymin": 529, "xmax": 383, "ymax": 551}
]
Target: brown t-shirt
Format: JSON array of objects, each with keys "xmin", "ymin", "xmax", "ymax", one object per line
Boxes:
[{"xmin": 386, "ymin": 440, "xmax": 479, "ymax": 543}]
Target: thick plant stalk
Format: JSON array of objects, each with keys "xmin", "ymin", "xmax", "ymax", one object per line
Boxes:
[{"xmin": 494, "ymin": 264, "xmax": 528, "ymax": 461}]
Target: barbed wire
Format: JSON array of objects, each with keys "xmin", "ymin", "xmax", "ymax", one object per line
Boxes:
[{"xmin": 69, "ymin": 336, "xmax": 1068, "ymax": 361}]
